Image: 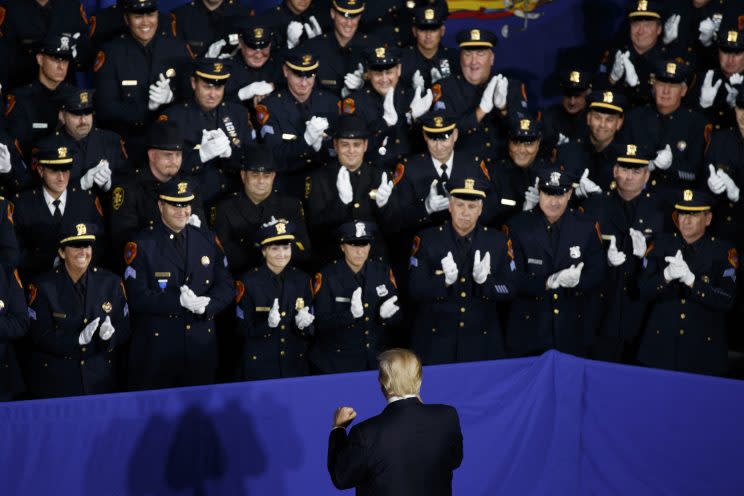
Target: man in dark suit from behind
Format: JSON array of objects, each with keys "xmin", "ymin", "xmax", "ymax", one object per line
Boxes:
[{"xmin": 327, "ymin": 348, "xmax": 463, "ymax": 495}]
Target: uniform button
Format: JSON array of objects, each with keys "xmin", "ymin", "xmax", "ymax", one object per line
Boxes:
[
  {"xmin": 154, "ymin": 332, "xmax": 159, "ymax": 337},
  {"xmin": 365, "ymin": 316, "xmax": 370, "ymax": 321},
  {"xmin": 205, "ymin": 280, "xmax": 210, "ymax": 284},
  {"xmin": 363, "ymin": 303, "xmax": 369, "ymax": 308},
  {"xmin": 459, "ymin": 322, "xmax": 464, "ymax": 327},
  {"xmin": 83, "ymin": 318, "xmax": 88, "ymax": 324},
  {"xmin": 252, "ymin": 355, "xmax": 257, "ymax": 360},
  {"xmin": 706, "ymin": 337, "xmax": 712, "ymax": 342},
  {"xmin": 81, "ymin": 347, "xmax": 87, "ymax": 352},
  {"xmin": 280, "ymin": 325, "xmax": 286, "ymax": 330},
  {"xmin": 553, "ymin": 308, "xmax": 560, "ymax": 315},
  {"xmin": 366, "ymin": 343, "xmax": 370, "ymax": 348},
  {"xmin": 281, "ymin": 311, "xmax": 286, "ymax": 317},
  {"xmin": 80, "ymin": 360, "xmax": 85, "ymax": 365},
  {"xmin": 680, "ymin": 299, "xmax": 685, "ymax": 304},
  {"xmin": 460, "ymin": 307, "xmax": 466, "ymax": 313},
  {"xmin": 394, "ymin": 27, "xmax": 399, "ymax": 32},
  {"xmin": 353, "ymin": 203, "xmax": 360, "ymax": 208},
  {"xmin": 208, "ymin": 328, "xmax": 212, "ymax": 333},
  {"xmin": 460, "ymin": 292, "xmax": 466, "ymax": 298},
  {"xmin": 460, "ymin": 277, "xmax": 465, "ymax": 283},
  {"xmin": 680, "ymin": 313, "xmax": 686, "ymax": 319},
  {"xmin": 280, "ymin": 351, "xmax": 285, "ymax": 356},
  {"xmin": 656, "ymin": 330, "xmax": 660, "ymax": 335},
  {"xmin": 525, "ymin": 315, "xmax": 530, "ymax": 320},
  {"xmin": 679, "ymin": 329, "xmax": 685, "ymax": 336},
  {"xmin": 364, "ymin": 330, "xmax": 369, "ymax": 335},
  {"xmin": 186, "ymin": 324, "xmax": 191, "ymax": 330},
  {"xmin": 553, "ymin": 293, "xmax": 558, "ymax": 300},
  {"xmin": 727, "ymin": 216, "xmax": 732, "ymax": 222},
  {"xmin": 431, "ymin": 328, "xmax": 437, "ymax": 333}
]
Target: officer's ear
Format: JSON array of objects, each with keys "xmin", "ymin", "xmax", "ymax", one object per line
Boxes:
[
  {"xmin": 451, "ymin": 129, "xmax": 459, "ymax": 144},
  {"xmin": 58, "ymin": 247, "xmax": 65, "ymax": 260},
  {"xmin": 680, "ymin": 83, "xmax": 688, "ymax": 98},
  {"xmin": 704, "ymin": 211, "xmax": 713, "ymax": 227},
  {"xmin": 362, "ymin": 139, "xmax": 368, "ymax": 153},
  {"xmin": 157, "ymin": 200, "xmax": 165, "ymax": 216},
  {"xmin": 35, "ymin": 53, "xmax": 43, "ymax": 68},
  {"xmin": 282, "ymin": 64, "xmax": 290, "ymax": 80},
  {"xmin": 190, "ymin": 77, "xmax": 197, "ymax": 91}
]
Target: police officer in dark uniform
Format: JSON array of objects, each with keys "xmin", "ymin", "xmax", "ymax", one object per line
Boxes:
[
  {"xmin": 310, "ymin": 220, "xmax": 400, "ymax": 373},
  {"xmin": 541, "ymin": 69, "xmax": 591, "ymax": 148},
  {"xmin": 257, "ymin": 0, "xmax": 330, "ymax": 52},
  {"xmin": 391, "ymin": 0, "xmax": 449, "ymax": 49},
  {"xmin": 303, "ymin": 0, "xmax": 375, "ymax": 95},
  {"xmin": 235, "ymin": 219, "xmax": 314, "ymax": 380},
  {"xmin": 0, "ymin": 265, "xmax": 27, "ymax": 400},
  {"xmin": 582, "ymin": 144, "xmax": 664, "ymax": 362},
  {"xmin": 486, "ymin": 114, "xmax": 550, "ymax": 226},
  {"xmin": 93, "ymin": 0, "xmax": 193, "ymax": 163},
  {"xmin": 109, "ymin": 121, "xmax": 205, "ymax": 253},
  {"xmin": 340, "ymin": 46, "xmax": 429, "ymax": 171},
  {"xmin": 0, "ymin": 197, "xmax": 20, "ymax": 269},
  {"xmin": 6, "ymin": 33, "xmax": 75, "ymax": 161},
  {"xmin": 215, "ymin": 144, "xmax": 311, "ymax": 275},
  {"xmin": 13, "ymin": 143, "xmax": 105, "ymax": 281},
  {"xmin": 637, "ymin": 189, "xmax": 737, "ymax": 376},
  {"xmin": 431, "ymin": 28, "xmax": 527, "ymax": 160},
  {"xmin": 88, "ymin": 0, "xmax": 177, "ymax": 54},
  {"xmin": 0, "ymin": 126, "xmax": 32, "ymax": 196},
  {"xmin": 603, "ymin": 0, "xmax": 671, "ymax": 108},
  {"xmin": 622, "ymin": 59, "xmax": 710, "ymax": 204},
  {"xmin": 47, "ymin": 87, "xmax": 129, "ymax": 194},
  {"xmin": 172, "ymin": 0, "xmax": 250, "ymax": 58},
  {"xmin": 27, "ymin": 222, "xmax": 129, "ymax": 398},
  {"xmin": 256, "ymin": 49, "xmax": 338, "ymax": 197},
  {"xmin": 1, "ymin": 0, "xmax": 91, "ymax": 88},
  {"xmin": 408, "ymin": 178, "xmax": 514, "ymax": 365},
  {"xmin": 226, "ymin": 20, "xmax": 283, "ymax": 110},
  {"xmin": 505, "ymin": 168, "xmax": 605, "ymax": 357},
  {"xmin": 306, "ymin": 115, "xmax": 397, "ymax": 267},
  {"xmin": 160, "ymin": 58, "xmax": 256, "ymax": 204},
  {"xmin": 399, "ymin": 6, "xmax": 456, "ymax": 89},
  {"xmin": 123, "ymin": 179, "xmax": 233, "ymax": 390}
]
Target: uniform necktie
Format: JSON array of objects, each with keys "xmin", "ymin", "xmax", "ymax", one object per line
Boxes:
[
  {"xmin": 174, "ymin": 232, "xmax": 185, "ymax": 259},
  {"xmin": 438, "ymin": 164, "xmax": 449, "ymax": 195},
  {"xmin": 52, "ymin": 199, "xmax": 62, "ymax": 221}
]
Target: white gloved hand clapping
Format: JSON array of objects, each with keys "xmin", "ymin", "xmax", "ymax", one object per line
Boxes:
[
  {"xmin": 336, "ymin": 166, "xmax": 353, "ymax": 205},
  {"xmin": 699, "ymin": 70, "xmax": 722, "ymax": 109},
  {"xmin": 725, "ymin": 74, "xmax": 743, "ymax": 108},
  {"xmin": 606, "ymin": 237, "xmax": 627, "ymax": 267},
  {"xmin": 557, "ymin": 133, "xmax": 570, "ymax": 146},
  {"xmin": 80, "ymin": 163, "xmax": 102, "ymax": 190},
  {"xmin": 424, "ymin": 179, "xmax": 449, "ymax": 214},
  {"xmin": 303, "ymin": 16, "xmax": 323, "ymax": 39},
  {"xmin": 493, "ymin": 74, "xmax": 508, "ymax": 110},
  {"xmin": 287, "ymin": 21, "xmax": 303, "ymax": 49},
  {"xmin": 205, "ymin": 39, "xmax": 227, "ymax": 58},
  {"xmin": 478, "ymin": 75, "xmax": 499, "ymax": 114},
  {"xmin": 472, "ymin": 250, "xmax": 491, "ymax": 285},
  {"xmin": 375, "ymin": 173, "xmax": 393, "ymax": 208},
  {"xmin": 99, "ymin": 315, "xmax": 115, "ymax": 341},
  {"xmin": 214, "ymin": 129, "xmax": 233, "ymax": 158},
  {"xmin": 650, "ymin": 144, "xmax": 672, "ymax": 171},
  {"xmin": 430, "ymin": 67, "xmax": 443, "ymax": 83},
  {"xmin": 698, "ymin": 17, "xmax": 721, "ymax": 47},
  {"xmin": 412, "ymin": 69, "xmax": 425, "ymax": 92},
  {"xmin": 623, "ymin": 54, "xmax": 639, "ymax": 87},
  {"xmin": 148, "ymin": 73, "xmax": 174, "ymax": 111},
  {"xmin": 409, "ymin": 87, "xmax": 433, "ymax": 120},
  {"xmin": 379, "ymin": 295, "xmax": 399, "ymax": 319},
  {"xmin": 295, "ymin": 306, "xmax": 315, "ymax": 330},
  {"xmin": 187, "ymin": 214, "xmax": 201, "ymax": 227},
  {"xmin": 663, "ymin": 14, "xmax": 680, "ymax": 45},
  {"xmin": 0, "ymin": 143, "xmax": 11, "ymax": 174},
  {"xmin": 92, "ymin": 159, "xmax": 112, "ymax": 191},
  {"xmin": 629, "ymin": 228, "xmax": 647, "ymax": 258},
  {"xmin": 664, "ymin": 250, "xmax": 694, "ymax": 286},
  {"xmin": 441, "ymin": 251, "xmax": 458, "ymax": 286},
  {"xmin": 350, "ymin": 287, "xmax": 364, "ymax": 318},
  {"xmin": 717, "ymin": 168, "xmax": 740, "ymax": 202},
  {"xmin": 78, "ymin": 317, "xmax": 101, "ymax": 345},
  {"xmin": 179, "ymin": 285, "xmax": 210, "ymax": 315},
  {"xmin": 267, "ymin": 298, "xmax": 281, "ymax": 328},
  {"xmin": 344, "ymin": 63, "xmax": 365, "ymax": 92},
  {"xmin": 708, "ymin": 164, "xmax": 727, "ymax": 194},
  {"xmin": 523, "ymin": 177, "xmax": 540, "ymax": 211},
  {"xmin": 237, "ymin": 81, "xmax": 273, "ymax": 101},
  {"xmin": 609, "ymin": 50, "xmax": 626, "ymax": 83},
  {"xmin": 575, "ymin": 168, "xmax": 602, "ymax": 198},
  {"xmin": 382, "ymin": 89, "xmax": 398, "ymax": 127},
  {"xmin": 199, "ymin": 129, "xmax": 230, "ymax": 162},
  {"xmin": 304, "ymin": 116, "xmax": 329, "ymax": 151}
]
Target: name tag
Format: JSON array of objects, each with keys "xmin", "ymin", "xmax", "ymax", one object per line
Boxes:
[
  {"xmin": 527, "ymin": 258, "xmax": 543, "ymax": 265},
  {"xmin": 321, "ymin": 80, "xmax": 337, "ymax": 86},
  {"xmin": 32, "ymin": 123, "xmax": 48, "ymax": 129},
  {"xmin": 121, "ymin": 80, "xmax": 138, "ymax": 86},
  {"xmin": 281, "ymin": 133, "xmax": 297, "ymax": 141},
  {"xmin": 601, "ymin": 234, "xmax": 615, "ymax": 242},
  {"xmin": 435, "ymin": 270, "xmax": 444, "ymax": 275},
  {"xmin": 53, "ymin": 312, "xmax": 67, "ymax": 319},
  {"xmin": 154, "ymin": 272, "xmax": 171, "ymax": 278},
  {"xmin": 335, "ymin": 297, "xmax": 350, "ymax": 303},
  {"xmin": 500, "ymin": 198, "xmax": 517, "ymax": 206},
  {"xmin": 255, "ymin": 306, "xmax": 270, "ymax": 312}
]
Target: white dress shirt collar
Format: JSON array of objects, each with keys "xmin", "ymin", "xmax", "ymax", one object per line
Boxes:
[
  {"xmin": 43, "ymin": 187, "xmax": 67, "ymax": 216},
  {"xmin": 387, "ymin": 394, "xmax": 419, "ymax": 404},
  {"xmin": 431, "ymin": 153, "xmax": 454, "ymax": 179}
]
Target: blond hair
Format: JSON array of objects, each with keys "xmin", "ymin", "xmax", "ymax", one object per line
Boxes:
[{"xmin": 378, "ymin": 348, "xmax": 423, "ymax": 398}]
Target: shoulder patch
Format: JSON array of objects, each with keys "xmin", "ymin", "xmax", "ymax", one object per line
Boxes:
[
  {"xmin": 393, "ymin": 163, "xmax": 405, "ymax": 185},
  {"xmin": 124, "ymin": 242, "xmax": 137, "ymax": 265},
  {"xmin": 89, "ymin": 14, "xmax": 97, "ymax": 37},
  {"xmin": 479, "ymin": 160, "xmax": 490, "ymax": 181},
  {"xmin": 93, "ymin": 51, "xmax": 105, "ymax": 72},
  {"xmin": 170, "ymin": 13, "xmax": 178, "ymax": 38},
  {"xmin": 158, "ymin": 114, "xmax": 168, "ymax": 122},
  {"xmin": 0, "ymin": 7, "xmax": 5, "ymax": 27},
  {"xmin": 27, "ymin": 283, "xmax": 37, "ymax": 305},
  {"xmin": 120, "ymin": 138, "xmax": 129, "ymax": 160},
  {"xmin": 95, "ymin": 196, "xmax": 103, "ymax": 216},
  {"xmin": 6, "ymin": 200, "xmax": 13, "ymax": 224},
  {"xmin": 4, "ymin": 94, "xmax": 15, "ymax": 117},
  {"xmin": 311, "ymin": 273, "xmax": 322, "ymax": 296},
  {"xmin": 704, "ymin": 123, "xmax": 713, "ymax": 147},
  {"xmin": 341, "ymin": 97, "xmax": 355, "ymax": 114},
  {"xmin": 411, "ymin": 235, "xmax": 421, "ymax": 256},
  {"xmin": 728, "ymin": 248, "xmax": 738, "ymax": 269},
  {"xmin": 506, "ymin": 238, "xmax": 515, "ymax": 260},
  {"xmin": 389, "ymin": 269, "xmax": 397, "ymax": 289},
  {"xmin": 255, "ymin": 104, "xmax": 269, "ymax": 125},
  {"xmin": 13, "ymin": 269, "xmax": 22, "ymax": 289},
  {"xmin": 79, "ymin": 4, "xmax": 89, "ymax": 24},
  {"xmin": 234, "ymin": 280, "xmax": 245, "ymax": 303},
  {"xmin": 215, "ymin": 235, "xmax": 225, "ymax": 253},
  {"xmin": 594, "ymin": 222, "xmax": 602, "ymax": 243},
  {"xmin": 432, "ymin": 83, "xmax": 442, "ymax": 102},
  {"xmin": 112, "ymin": 186, "xmax": 124, "ymax": 210}
]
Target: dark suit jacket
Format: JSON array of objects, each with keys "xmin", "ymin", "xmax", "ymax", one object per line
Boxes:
[{"xmin": 328, "ymin": 397, "xmax": 463, "ymax": 496}]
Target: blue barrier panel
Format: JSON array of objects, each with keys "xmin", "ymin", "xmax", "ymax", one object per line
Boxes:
[{"xmin": 1, "ymin": 351, "xmax": 743, "ymax": 495}]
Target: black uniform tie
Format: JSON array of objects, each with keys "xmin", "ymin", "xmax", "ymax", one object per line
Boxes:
[
  {"xmin": 438, "ymin": 164, "xmax": 449, "ymax": 195},
  {"xmin": 52, "ymin": 199, "xmax": 62, "ymax": 221}
]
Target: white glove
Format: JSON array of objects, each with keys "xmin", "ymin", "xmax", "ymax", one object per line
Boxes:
[
  {"xmin": 547, "ymin": 262, "xmax": 584, "ymax": 289},
  {"xmin": 493, "ymin": 74, "xmax": 508, "ymax": 110},
  {"xmin": 336, "ymin": 166, "xmax": 353, "ymax": 205},
  {"xmin": 707, "ymin": 164, "xmax": 727, "ymax": 194},
  {"xmin": 78, "ymin": 317, "xmax": 101, "ymax": 345},
  {"xmin": 0, "ymin": 143, "xmax": 11, "ymax": 174},
  {"xmin": 575, "ymin": 168, "xmax": 602, "ymax": 198},
  {"xmin": 379, "ymin": 295, "xmax": 399, "ymax": 319},
  {"xmin": 303, "ymin": 116, "xmax": 328, "ymax": 151},
  {"xmin": 92, "ymin": 159, "xmax": 112, "ymax": 191},
  {"xmin": 147, "ymin": 73, "xmax": 174, "ymax": 111},
  {"xmin": 214, "ymin": 129, "xmax": 233, "ymax": 158},
  {"xmin": 295, "ymin": 306, "xmax": 315, "ymax": 329},
  {"xmin": 430, "ymin": 67, "xmax": 443, "ymax": 83},
  {"xmin": 725, "ymin": 74, "xmax": 743, "ymax": 108},
  {"xmin": 205, "ymin": 39, "xmax": 226, "ymax": 58},
  {"xmin": 629, "ymin": 228, "xmax": 647, "ymax": 258},
  {"xmin": 287, "ymin": 21, "xmax": 303, "ymax": 49},
  {"xmin": 80, "ymin": 163, "xmax": 101, "ymax": 190},
  {"xmin": 350, "ymin": 287, "xmax": 364, "ymax": 318},
  {"xmin": 378, "ymin": 136, "xmax": 388, "ymax": 156},
  {"xmin": 663, "ymin": 14, "xmax": 680, "ymax": 45},
  {"xmin": 344, "ymin": 63, "xmax": 365, "ymax": 91},
  {"xmin": 187, "ymin": 214, "xmax": 201, "ymax": 227},
  {"xmin": 610, "ymin": 50, "xmax": 626, "ymax": 83},
  {"xmin": 303, "ymin": 16, "xmax": 323, "ymax": 39},
  {"xmin": 623, "ymin": 54, "xmax": 639, "ymax": 87},
  {"xmin": 650, "ymin": 145, "xmax": 672, "ymax": 171},
  {"xmin": 179, "ymin": 285, "xmax": 210, "ymax": 315},
  {"xmin": 424, "ymin": 179, "xmax": 449, "ymax": 214},
  {"xmin": 607, "ymin": 237, "xmax": 627, "ymax": 267},
  {"xmin": 472, "ymin": 250, "xmax": 491, "ymax": 284},
  {"xmin": 382, "ymin": 89, "xmax": 398, "ymax": 127},
  {"xmin": 523, "ymin": 177, "xmax": 540, "ymax": 211},
  {"xmin": 375, "ymin": 173, "xmax": 393, "ymax": 208},
  {"xmin": 699, "ymin": 70, "xmax": 722, "ymax": 109},
  {"xmin": 199, "ymin": 129, "xmax": 230, "ymax": 162},
  {"xmin": 717, "ymin": 168, "xmax": 740, "ymax": 202},
  {"xmin": 441, "ymin": 251, "xmax": 458, "ymax": 286},
  {"xmin": 664, "ymin": 250, "xmax": 694, "ymax": 286},
  {"xmin": 557, "ymin": 133, "xmax": 570, "ymax": 146},
  {"xmin": 409, "ymin": 87, "xmax": 433, "ymax": 120},
  {"xmin": 478, "ymin": 75, "xmax": 499, "ymax": 114},
  {"xmin": 237, "ymin": 81, "xmax": 273, "ymax": 101},
  {"xmin": 99, "ymin": 315, "xmax": 115, "ymax": 341},
  {"xmin": 412, "ymin": 69, "xmax": 425, "ymax": 92},
  {"xmin": 267, "ymin": 298, "xmax": 280, "ymax": 328},
  {"xmin": 698, "ymin": 17, "xmax": 721, "ymax": 47}
]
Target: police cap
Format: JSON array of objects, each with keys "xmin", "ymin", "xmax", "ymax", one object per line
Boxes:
[
  {"xmin": 38, "ymin": 33, "xmax": 75, "ymax": 60},
  {"xmin": 284, "ymin": 49, "xmax": 319, "ymax": 76},
  {"xmin": 627, "ymin": 0, "xmax": 662, "ymax": 22},
  {"xmin": 159, "ymin": 180, "xmax": 195, "ymax": 206},
  {"xmin": 718, "ymin": 27, "xmax": 744, "ymax": 53},
  {"xmin": 587, "ymin": 90, "xmax": 627, "ymax": 114},
  {"xmin": 538, "ymin": 168, "xmax": 575, "ymax": 195},
  {"xmin": 559, "ymin": 69, "xmax": 591, "ymax": 95},
  {"xmin": 193, "ymin": 58, "xmax": 231, "ymax": 84},
  {"xmin": 654, "ymin": 59, "xmax": 690, "ymax": 84},
  {"xmin": 59, "ymin": 222, "xmax": 97, "ymax": 247},
  {"xmin": 147, "ymin": 121, "xmax": 184, "ymax": 151},
  {"xmin": 239, "ymin": 22, "xmax": 272, "ymax": 50},
  {"xmin": 59, "ymin": 87, "xmax": 95, "ymax": 115},
  {"xmin": 257, "ymin": 219, "xmax": 295, "ymax": 246},
  {"xmin": 612, "ymin": 143, "xmax": 651, "ymax": 168},
  {"xmin": 334, "ymin": 114, "xmax": 369, "ymax": 139},
  {"xmin": 36, "ymin": 140, "xmax": 75, "ymax": 170},
  {"xmin": 122, "ymin": 0, "xmax": 158, "ymax": 13},
  {"xmin": 366, "ymin": 46, "xmax": 401, "ymax": 71},
  {"xmin": 448, "ymin": 177, "xmax": 488, "ymax": 200},
  {"xmin": 332, "ymin": 0, "xmax": 365, "ymax": 18},
  {"xmin": 674, "ymin": 189, "xmax": 712, "ymax": 213},
  {"xmin": 456, "ymin": 28, "xmax": 496, "ymax": 50},
  {"xmin": 242, "ymin": 143, "xmax": 276, "ymax": 172},
  {"xmin": 338, "ymin": 221, "xmax": 375, "ymax": 244},
  {"xmin": 412, "ymin": 6, "xmax": 445, "ymax": 29},
  {"xmin": 508, "ymin": 114, "xmax": 542, "ymax": 142},
  {"xmin": 421, "ymin": 113, "xmax": 456, "ymax": 140}
]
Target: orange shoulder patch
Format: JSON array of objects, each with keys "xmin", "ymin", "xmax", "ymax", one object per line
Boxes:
[
  {"xmin": 6, "ymin": 200, "xmax": 13, "ymax": 224},
  {"xmin": 432, "ymin": 83, "xmax": 442, "ymax": 102},
  {"xmin": 5, "ymin": 94, "xmax": 15, "ymax": 117},
  {"xmin": 501, "ymin": 224, "xmax": 510, "ymax": 237},
  {"xmin": 94, "ymin": 196, "xmax": 103, "ymax": 216},
  {"xmin": 594, "ymin": 222, "xmax": 602, "ymax": 243},
  {"xmin": 255, "ymin": 104, "xmax": 269, "ymax": 126},
  {"xmin": 392, "ymin": 163, "xmax": 405, "ymax": 185},
  {"xmin": 507, "ymin": 238, "xmax": 515, "ymax": 260},
  {"xmin": 644, "ymin": 242, "xmax": 654, "ymax": 257},
  {"xmin": 93, "ymin": 51, "xmax": 105, "ymax": 72},
  {"xmin": 521, "ymin": 83, "xmax": 527, "ymax": 102},
  {"xmin": 27, "ymin": 283, "xmax": 37, "ymax": 305},
  {"xmin": 186, "ymin": 44, "xmax": 196, "ymax": 60},
  {"xmin": 13, "ymin": 269, "xmax": 22, "ymax": 289},
  {"xmin": 411, "ymin": 235, "xmax": 421, "ymax": 256},
  {"xmin": 234, "ymin": 280, "xmax": 245, "ymax": 303},
  {"xmin": 170, "ymin": 13, "xmax": 178, "ymax": 38},
  {"xmin": 215, "ymin": 235, "xmax": 225, "ymax": 253},
  {"xmin": 158, "ymin": 114, "xmax": 168, "ymax": 122},
  {"xmin": 119, "ymin": 280, "xmax": 128, "ymax": 300},
  {"xmin": 389, "ymin": 269, "xmax": 397, "ymax": 289},
  {"xmin": 120, "ymin": 138, "xmax": 129, "ymax": 160},
  {"xmin": 88, "ymin": 15, "xmax": 97, "ymax": 37},
  {"xmin": 311, "ymin": 273, "xmax": 322, "ymax": 296},
  {"xmin": 79, "ymin": 4, "xmax": 89, "ymax": 24},
  {"xmin": 124, "ymin": 242, "xmax": 137, "ymax": 265},
  {"xmin": 479, "ymin": 160, "xmax": 490, "ymax": 181},
  {"xmin": 728, "ymin": 248, "xmax": 739, "ymax": 269},
  {"xmin": 704, "ymin": 123, "xmax": 713, "ymax": 147},
  {"xmin": 341, "ymin": 97, "xmax": 355, "ymax": 114},
  {"xmin": 739, "ymin": 15, "xmax": 744, "ymax": 31}
]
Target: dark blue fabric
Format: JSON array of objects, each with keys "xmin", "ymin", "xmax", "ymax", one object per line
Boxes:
[{"xmin": 1, "ymin": 351, "xmax": 743, "ymax": 495}]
